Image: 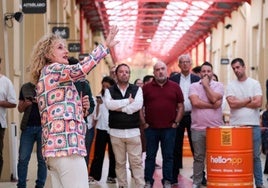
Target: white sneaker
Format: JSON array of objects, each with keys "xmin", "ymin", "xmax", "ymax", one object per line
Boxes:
[
  {"xmin": 88, "ymin": 176, "xmax": 97, "ymax": 184},
  {"xmin": 192, "ymin": 184, "xmax": 200, "ymax": 188},
  {"xmin": 163, "ymin": 181, "xmax": 171, "ymax": 188},
  {"xmin": 106, "ymin": 177, "xmax": 116, "ymax": 184},
  {"xmin": 144, "ymin": 181, "xmax": 152, "ymax": 188}
]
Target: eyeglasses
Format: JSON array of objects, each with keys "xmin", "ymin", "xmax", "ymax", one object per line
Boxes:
[{"xmin": 179, "ymin": 61, "xmax": 191, "ymax": 64}]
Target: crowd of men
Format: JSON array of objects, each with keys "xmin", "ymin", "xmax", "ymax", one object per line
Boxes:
[{"xmin": 0, "ymin": 54, "xmax": 266, "ymax": 188}]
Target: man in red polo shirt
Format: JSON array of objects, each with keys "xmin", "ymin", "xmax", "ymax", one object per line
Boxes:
[{"xmin": 141, "ymin": 61, "xmax": 184, "ymax": 188}]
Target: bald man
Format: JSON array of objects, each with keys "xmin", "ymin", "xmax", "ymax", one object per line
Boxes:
[{"xmin": 141, "ymin": 61, "xmax": 184, "ymax": 188}]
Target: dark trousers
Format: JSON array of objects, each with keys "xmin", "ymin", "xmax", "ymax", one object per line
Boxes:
[
  {"xmin": 85, "ymin": 127, "xmax": 95, "ymax": 167},
  {"xmin": 173, "ymin": 114, "xmax": 193, "ymax": 182},
  {"xmin": 0, "ymin": 127, "xmax": 5, "ymax": 178},
  {"xmin": 262, "ymin": 130, "xmax": 268, "ymax": 173},
  {"xmin": 89, "ymin": 129, "xmax": 116, "ymax": 180},
  {"xmin": 145, "ymin": 128, "xmax": 176, "ymax": 185},
  {"xmin": 264, "ymin": 153, "xmax": 268, "ymax": 174}
]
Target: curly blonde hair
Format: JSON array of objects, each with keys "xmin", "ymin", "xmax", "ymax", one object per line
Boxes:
[{"xmin": 30, "ymin": 34, "xmax": 66, "ymax": 84}]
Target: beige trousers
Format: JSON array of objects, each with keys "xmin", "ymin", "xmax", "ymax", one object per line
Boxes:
[{"xmin": 110, "ymin": 135, "xmax": 145, "ymax": 188}]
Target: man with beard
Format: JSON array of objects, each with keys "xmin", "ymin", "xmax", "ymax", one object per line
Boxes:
[
  {"xmin": 141, "ymin": 61, "xmax": 184, "ymax": 188},
  {"xmin": 226, "ymin": 58, "xmax": 264, "ymax": 188},
  {"xmin": 104, "ymin": 63, "xmax": 145, "ymax": 188},
  {"xmin": 189, "ymin": 62, "xmax": 224, "ymax": 188}
]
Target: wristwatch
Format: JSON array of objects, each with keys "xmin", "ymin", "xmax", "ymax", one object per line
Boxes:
[{"xmin": 174, "ymin": 121, "xmax": 180, "ymax": 127}]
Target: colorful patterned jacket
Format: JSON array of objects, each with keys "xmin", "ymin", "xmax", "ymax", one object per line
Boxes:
[{"xmin": 36, "ymin": 45, "xmax": 108, "ymax": 158}]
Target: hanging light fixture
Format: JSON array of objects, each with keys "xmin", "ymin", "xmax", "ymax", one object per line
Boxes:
[{"xmin": 4, "ymin": 12, "xmax": 23, "ymax": 28}]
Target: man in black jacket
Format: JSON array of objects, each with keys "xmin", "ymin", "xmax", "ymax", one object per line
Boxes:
[
  {"xmin": 68, "ymin": 57, "xmax": 95, "ymax": 169},
  {"xmin": 170, "ymin": 54, "xmax": 206, "ymax": 186}
]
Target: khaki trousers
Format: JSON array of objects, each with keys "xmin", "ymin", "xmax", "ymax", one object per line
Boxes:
[{"xmin": 110, "ymin": 135, "xmax": 145, "ymax": 188}]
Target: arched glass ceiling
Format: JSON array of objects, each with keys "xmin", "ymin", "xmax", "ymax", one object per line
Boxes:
[{"xmin": 78, "ymin": 0, "xmax": 250, "ymax": 64}]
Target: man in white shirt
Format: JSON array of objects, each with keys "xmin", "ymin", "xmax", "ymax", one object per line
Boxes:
[
  {"xmin": 104, "ymin": 63, "xmax": 144, "ymax": 188},
  {"xmin": 0, "ymin": 57, "xmax": 17, "ymax": 177},
  {"xmin": 226, "ymin": 58, "xmax": 264, "ymax": 188},
  {"xmin": 169, "ymin": 54, "xmax": 203, "ymax": 185}
]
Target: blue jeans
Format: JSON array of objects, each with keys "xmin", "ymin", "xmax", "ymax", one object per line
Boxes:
[
  {"xmin": 84, "ymin": 127, "xmax": 95, "ymax": 166},
  {"xmin": 144, "ymin": 128, "xmax": 176, "ymax": 185},
  {"xmin": 17, "ymin": 126, "xmax": 47, "ymax": 188},
  {"xmin": 252, "ymin": 126, "xmax": 263, "ymax": 186}
]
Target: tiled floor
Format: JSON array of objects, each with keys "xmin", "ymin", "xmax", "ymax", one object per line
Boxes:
[{"xmin": 1, "ymin": 152, "xmax": 268, "ymax": 188}]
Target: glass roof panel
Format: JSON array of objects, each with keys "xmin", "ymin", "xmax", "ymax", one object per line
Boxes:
[{"xmin": 86, "ymin": 0, "xmax": 248, "ymax": 64}]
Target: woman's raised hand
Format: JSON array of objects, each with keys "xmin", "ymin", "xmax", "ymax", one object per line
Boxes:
[{"xmin": 105, "ymin": 25, "xmax": 119, "ymax": 48}]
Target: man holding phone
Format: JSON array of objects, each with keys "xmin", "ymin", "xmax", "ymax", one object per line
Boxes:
[{"xmin": 17, "ymin": 82, "xmax": 47, "ymax": 188}]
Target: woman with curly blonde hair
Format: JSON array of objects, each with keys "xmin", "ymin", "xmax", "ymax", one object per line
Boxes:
[{"xmin": 29, "ymin": 26, "xmax": 118, "ymax": 188}]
